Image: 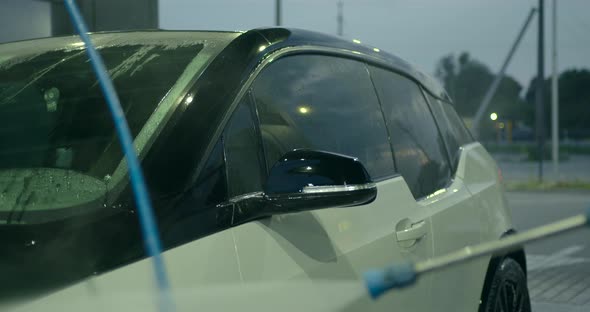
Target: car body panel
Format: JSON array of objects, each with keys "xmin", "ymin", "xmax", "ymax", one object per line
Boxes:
[
  {"xmin": 2, "ymin": 229, "xmax": 241, "ymax": 311},
  {"xmin": 426, "ymin": 145, "xmax": 501, "ymax": 311},
  {"xmin": 456, "ymin": 143, "xmax": 513, "ymax": 242},
  {"xmin": 232, "ymin": 177, "xmax": 435, "ymax": 311}
]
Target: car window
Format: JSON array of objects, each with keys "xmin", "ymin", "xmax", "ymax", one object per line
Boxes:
[
  {"xmin": 224, "ymin": 94, "xmax": 265, "ymax": 197},
  {"xmin": 425, "ymin": 93, "xmax": 475, "ymax": 171},
  {"xmin": 251, "ymin": 54, "xmax": 395, "ymax": 181},
  {"xmin": 162, "ymin": 138, "xmax": 230, "ymax": 247},
  {"xmin": 369, "ymin": 66, "xmax": 451, "ymax": 199}
]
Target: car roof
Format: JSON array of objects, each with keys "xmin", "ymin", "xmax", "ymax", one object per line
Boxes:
[{"xmin": 248, "ymin": 27, "xmax": 451, "ymax": 102}]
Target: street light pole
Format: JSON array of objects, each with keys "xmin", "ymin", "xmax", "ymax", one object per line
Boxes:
[
  {"xmin": 276, "ymin": 0, "xmax": 282, "ymax": 26},
  {"xmin": 536, "ymin": 0, "xmax": 545, "ymax": 182},
  {"xmin": 551, "ymin": 0, "xmax": 559, "ymax": 178}
]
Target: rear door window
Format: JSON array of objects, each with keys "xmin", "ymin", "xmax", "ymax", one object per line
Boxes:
[
  {"xmin": 425, "ymin": 93, "xmax": 474, "ymax": 171},
  {"xmin": 251, "ymin": 54, "xmax": 395, "ymax": 181},
  {"xmin": 369, "ymin": 66, "xmax": 451, "ymax": 199}
]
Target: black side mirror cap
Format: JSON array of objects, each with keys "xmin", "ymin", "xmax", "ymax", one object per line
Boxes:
[
  {"xmin": 265, "ymin": 149, "xmax": 373, "ymax": 195},
  {"xmin": 228, "ymin": 149, "xmax": 377, "ymax": 224}
]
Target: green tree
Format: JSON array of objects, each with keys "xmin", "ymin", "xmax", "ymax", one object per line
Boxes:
[
  {"xmin": 435, "ymin": 52, "xmax": 528, "ymax": 121},
  {"xmin": 524, "ymin": 69, "xmax": 590, "ymax": 139}
]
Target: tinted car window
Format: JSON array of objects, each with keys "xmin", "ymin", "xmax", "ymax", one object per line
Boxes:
[
  {"xmin": 425, "ymin": 93, "xmax": 475, "ymax": 171},
  {"xmin": 251, "ymin": 55, "xmax": 394, "ymax": 180},
  {"xmin": 162, "ymin": 138, "xmax": 229, "ymax": 247},
  {"xmin": 224, "ymin": 95, "xmax": 265, "ymax": 196},
  {"xmin": 369, "ymin": 66, "xmax": 451, "ymax": 199}
]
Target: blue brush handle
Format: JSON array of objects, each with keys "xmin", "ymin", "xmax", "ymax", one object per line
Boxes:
[{"xmin": 363, "ymin": 262, "xmax": 417, "ymax": 299}]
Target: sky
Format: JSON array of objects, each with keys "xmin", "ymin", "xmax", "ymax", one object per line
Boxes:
[{"xmin": 159, "ymin": 0, "xmax": 590, "ymax": 89}]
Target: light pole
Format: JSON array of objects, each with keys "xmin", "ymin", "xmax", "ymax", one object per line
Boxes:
[
  {"xmin": 551, "ymin": 0, "xmax": 559, "ymax": 178},
  {"xmin": 536, "ymin": 0, "xmax": 545, "ymax": 182}
]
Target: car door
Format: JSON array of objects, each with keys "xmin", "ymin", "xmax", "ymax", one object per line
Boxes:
[
  {"xmin": 369, "ymin": 64, "xmax": 486, "ymax": 311},
  {"xmin": 423, "ymin": 94, "xmax": 497, "ymax": 311},
  {"xmin": 224, "ymin": 53, "xmax": 435, "ymax": 311}
]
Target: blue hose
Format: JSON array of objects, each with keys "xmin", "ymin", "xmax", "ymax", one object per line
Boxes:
[{"xmin": 63, "ymin": 1, "xmax": 174, "ymax": 311}]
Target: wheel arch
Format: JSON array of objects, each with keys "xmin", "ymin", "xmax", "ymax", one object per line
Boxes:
[{"xmin": 478, "ymin": 229, "xmax": 527, "ymax": 311}]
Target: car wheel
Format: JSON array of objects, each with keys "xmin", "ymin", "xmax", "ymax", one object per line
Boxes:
[{"xmin": 481, "ymin": 258, "xmax": 531, "ymax": 312}]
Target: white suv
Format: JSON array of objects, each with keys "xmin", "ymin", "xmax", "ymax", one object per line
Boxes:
[{"xmin": 0, "ymin": 28, "xmax": 529, "ymax": 312}]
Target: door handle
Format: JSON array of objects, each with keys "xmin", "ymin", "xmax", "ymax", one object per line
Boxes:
[{"xmin": 396, "ymin": 220, "xmax": 427, "ymax": 242}]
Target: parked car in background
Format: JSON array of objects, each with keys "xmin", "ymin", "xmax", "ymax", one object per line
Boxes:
[{"xmin": 0, "ymin": 28, "xmax": 529, "ymax": 312}]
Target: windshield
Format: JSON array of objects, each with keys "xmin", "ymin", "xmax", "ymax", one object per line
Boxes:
[
  {"xmin": 0, "ymin": 38, "xmax": 215, "ymax": 225},
  {"xmin": 0, "ymin": 43, "xmax": 201, "ymax": 178}
]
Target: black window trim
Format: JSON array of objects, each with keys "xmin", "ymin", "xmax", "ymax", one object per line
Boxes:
[
  {"xmin": 247, "ymin": 90, "xmax": 271, "ymax": 178},
  {"xmin": 222, "ymin": 91, "xmax": 268, "ymax": 197},
  {"xmin": 248, "ymin": 53, "xmax": 398, "ymax": 182},
  {"xmin": 175, "ymin": 43, "xmax": 453, "ymax": 203},
  {"xmin": 419, "ymin": 86, "xmax": 455, "ymax": 174},
  {"xmin": 365, "ymin": 63, "xmax": 398, "ymax": 174},
  {"xmin": 423, "ymin": 90, "xmax": 459, "ymax": 175},
  {"xmin": 421, "ymin": 88, "xmax": 477, "ymax": 177},
  {"xmin": 196, "ymin": 45, "xmax": 448, "ymax": 191},
  {"xmin": 366, "ymin": 64, "xmax": 455, "ymax": 201}
]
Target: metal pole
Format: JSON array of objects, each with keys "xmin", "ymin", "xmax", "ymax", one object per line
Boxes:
[
  {"xmin": 365, "ymin": 208, "xmax": 590, "ymax": 298},
  {"xmin": 551, "ymin": 0, "xmax": 559, "ymax": 178},
  {"xmin": 276, "ymin": 0, "xmax": 282, "ymax": 26},
  {"xmin": 337, "ymin": 1, "xmax": 343, "ymax": 36},
  {"xmin": 415, "ymin": 214, "xmax": 587, "ymax": 275},
  {"xmin": 471, "ymin": 8, "xmax": 537, "ymax": 136},
  {"xmin": 536, "ymin": 0, "xmax": 545, "ymax": 182}
]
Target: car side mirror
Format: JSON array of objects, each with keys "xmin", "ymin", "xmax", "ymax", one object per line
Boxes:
[
  {"xmin": 229, "ymin": 149, "xmax": 377, "ymax": 224},
  {"xmin": 264, "ymin": 149, "xmax": 377, "ymax": 210}
]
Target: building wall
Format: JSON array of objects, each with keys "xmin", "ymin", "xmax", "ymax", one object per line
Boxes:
[
  {"xmin": 0, "ymin": 0, "xmax": 51, "ymax": 43},
  {"xmin": 51, "ymin": 0, "xmax": 158, "ymax": 36},
  {"xmin": 0, "ymin": 0, "xmax": 158, "ymax": 43}
]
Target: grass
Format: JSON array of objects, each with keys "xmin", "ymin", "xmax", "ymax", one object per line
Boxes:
[{"xmin": 504, "ymin": 180, "xmax": 590, "ymax": 191}]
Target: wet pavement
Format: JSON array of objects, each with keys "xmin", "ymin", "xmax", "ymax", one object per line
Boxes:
[{"xmin": 507, "ymin": 191, "xmax": 590, "ymax": 312}]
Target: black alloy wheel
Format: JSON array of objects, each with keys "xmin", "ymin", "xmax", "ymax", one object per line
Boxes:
[{"xmin": 481, "ymin": 258, "xmax": 531, "ymax": 312}]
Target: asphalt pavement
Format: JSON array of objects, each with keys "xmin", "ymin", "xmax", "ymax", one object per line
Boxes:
[
  {"xmin": 495, "ymin": 154, "xmax": 590, "ymax": 183},
  {"xmin": 507, "ymin": 191, "xmax": 590, "ymax": 312}
]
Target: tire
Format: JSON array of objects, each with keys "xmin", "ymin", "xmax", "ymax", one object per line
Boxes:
[{"xmin": 480, "ymin": 258, "xmax": 531, "ymax": 312}]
